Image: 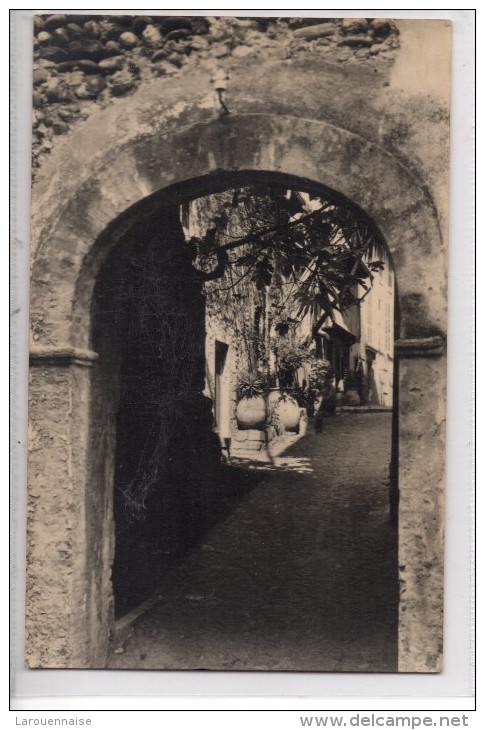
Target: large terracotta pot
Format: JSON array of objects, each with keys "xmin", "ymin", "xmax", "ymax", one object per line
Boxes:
[
  {"xmin": 274, "ymin": 395, "xmax": 301, "ymax": 432},
  {"xmin": 236, "ymin": 396, "xmax": 267, "ymax": 430}
]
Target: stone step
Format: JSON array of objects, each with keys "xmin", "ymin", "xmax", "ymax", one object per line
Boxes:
[{"xmin": 232, "ymin": 429, "xmax": 266, "ymax": 443}]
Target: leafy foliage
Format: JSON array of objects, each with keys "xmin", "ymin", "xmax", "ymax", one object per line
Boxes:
[
  {"xmin": 189, "ymin": 185, "xmax": 387, "ymax": 340},
  {"xmin": 275, "ymin": 338, "xmax": 309, "ymax": 372}
]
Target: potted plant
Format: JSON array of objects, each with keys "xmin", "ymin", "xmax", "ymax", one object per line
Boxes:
[
  {"xmin": 270, "ymin": 338, "xmax": 309, "ymax": 432},
  {"xmin": 235, "ymin": 371, "xmax": 268, "ymax": 430}
]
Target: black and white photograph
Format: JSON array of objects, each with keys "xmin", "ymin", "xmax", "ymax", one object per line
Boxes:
[{"xmin": 25, "ymin": 11, "xmax": 452, "ymax": 675}]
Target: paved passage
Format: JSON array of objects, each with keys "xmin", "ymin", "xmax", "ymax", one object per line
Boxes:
[{"xmin": 110, "ymin": 412, "xmax": 397, "ymax": 672}]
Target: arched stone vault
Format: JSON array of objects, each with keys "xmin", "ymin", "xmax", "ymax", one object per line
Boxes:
[
  {"xmin": 31, "ymin": 113, "xmax": 446, "ymax": 350},
  {"xmin": 28, "ymin": 84, "xmax": 447, "ymax": 671}
]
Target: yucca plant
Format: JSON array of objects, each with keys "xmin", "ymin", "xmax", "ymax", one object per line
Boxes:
[{"xmin": 235, "ymin": 371, "xmax": 269, "ymax": 401}]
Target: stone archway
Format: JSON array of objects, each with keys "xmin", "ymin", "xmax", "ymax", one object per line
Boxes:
[{"xmin": 28, "ymin": 113, "xmax": 446, "ymax": 671}]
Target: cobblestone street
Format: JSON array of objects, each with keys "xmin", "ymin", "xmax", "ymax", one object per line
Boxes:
[{"xmin": 110, "ymin": 412, "xmax": 397, "ymax": 672}]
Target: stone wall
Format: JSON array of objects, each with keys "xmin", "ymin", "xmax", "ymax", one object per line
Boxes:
[{"xmin": 27, "ymin": 15, "xmax": 450, "ymax": 670}]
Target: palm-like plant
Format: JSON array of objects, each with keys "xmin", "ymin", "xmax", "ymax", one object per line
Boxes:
[
  {"xmin": 235, "ymin": 371, "xmax": 269, "ymax": 401},
  {"xmin": 190, "ymin": 185, "xmax": 388, "ymax": 339}
]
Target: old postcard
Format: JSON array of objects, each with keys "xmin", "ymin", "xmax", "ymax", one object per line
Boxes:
[{"xmin": 27, "ymin": 12, "xmax": 450, "ymax": 672}]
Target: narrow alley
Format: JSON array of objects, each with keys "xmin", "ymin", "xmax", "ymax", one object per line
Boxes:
[{"xmin": 109, "ymin": 412, "xmax": 397, "ymax": 672}]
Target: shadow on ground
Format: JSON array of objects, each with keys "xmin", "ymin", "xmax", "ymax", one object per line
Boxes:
[
  {"xmin": 110, "ymin": 412, "xmax": 398, "ymax": 672},
  {"xmin": 113, "ymin": 462, "xmax": 264, "ymax": 617}
]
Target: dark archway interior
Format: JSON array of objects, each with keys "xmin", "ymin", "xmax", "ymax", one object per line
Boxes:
[
  {"xmin": 91, "ymin": 173, "xmax": 399, "ymax": 664},
  {"xmin": 93, "ymin": 207, "xmax": 212, "ymax": 616},
  {"xmin": 92, "ymin": 205, "xmax": 259, "ymax": 618}
]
